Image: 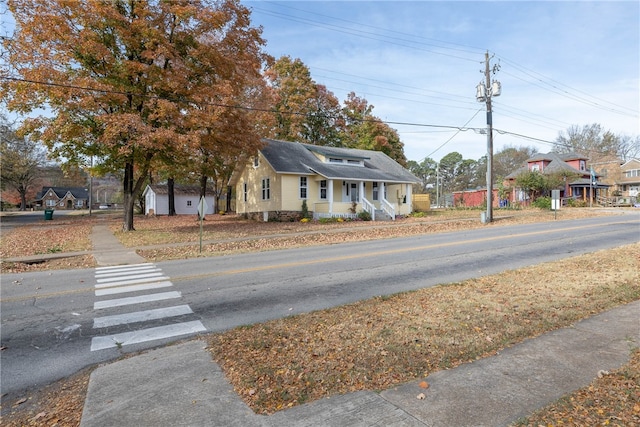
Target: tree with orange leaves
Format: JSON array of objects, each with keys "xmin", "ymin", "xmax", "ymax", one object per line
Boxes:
[{"xmin": 2, "ymin": 0, "xmax": 269, "ymax": 230}]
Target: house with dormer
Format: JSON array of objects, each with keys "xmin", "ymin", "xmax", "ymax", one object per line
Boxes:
[
  {"xmin": 35, "ymin": 187, "xmax": 89, "ymax": 210},
  {"xmin": 230, "ymin": 139, "xmax": 420, "ymax": 221},
  {"xmin": 504, "ymin": 152, "xmax": 610, "ymax": 204}
]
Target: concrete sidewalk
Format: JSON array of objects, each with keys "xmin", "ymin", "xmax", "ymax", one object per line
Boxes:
[
  {"xmin": 80, "ymin": 301, "xmax": 639, "ymax": 427},
  {"xmin": 90, "ymin": 223, "xmax": 146, "ymax": 266}
]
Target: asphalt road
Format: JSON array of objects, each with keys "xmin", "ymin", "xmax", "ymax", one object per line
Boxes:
[{"xmin": 1, "ymin": 212, "xmax": 638, "ymax": 398}]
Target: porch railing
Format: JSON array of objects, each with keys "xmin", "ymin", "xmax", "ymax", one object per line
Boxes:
[
  {"xmin": 381, "ymin": 197, "xmax": 395, "ymax": 220},
  {"xmin": 361, "ymin": 197, "xmax": 375, "ymax": 221}
]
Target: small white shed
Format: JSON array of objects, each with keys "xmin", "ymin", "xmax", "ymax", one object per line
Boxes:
[{"xmin": 143, "ymin": 184, "xmax": 216, "ymax": 216}]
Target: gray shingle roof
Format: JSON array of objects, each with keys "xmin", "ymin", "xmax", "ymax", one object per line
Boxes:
[
  {"xmin": 260, "ymin": 139, "xmax": 419, "ymax": 184},
  {"xmin": 146, "ymin": 184, "xmax": 214, "ymax": 196},
  {"xmin": 504, "ymin": 152, "xmax": 586, "ymax": 179},
  {"xmin": 36, "ymin": 187, "xmax": 89, "ymax": 200}
]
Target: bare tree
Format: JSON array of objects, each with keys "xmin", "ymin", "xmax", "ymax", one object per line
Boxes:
[{"xmin": 0, "ymin": 116, "xmax": 46, "ymax": 210}]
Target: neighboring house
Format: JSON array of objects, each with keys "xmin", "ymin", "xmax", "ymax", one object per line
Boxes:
[
  {"xmin": 504, "ymin": 152, "xmax": 610, "ymax": 204},
  {"xmin": 35, "ymin": 187, "xmax": 89, "ymax": 210},
  {"xmin": 230, "ymin": 139, "xmax": 421, "ymax": 221},
  {"xmin": 453, "ymin": 152, "xmax": 616, "ymax": 208},
  {"xmin": 143, "ymin": 184, "xmax": 215, "ymax": 216},
  {"xmin": 615, "ymin": 159, "xmax": 640, "ymax": 205}
]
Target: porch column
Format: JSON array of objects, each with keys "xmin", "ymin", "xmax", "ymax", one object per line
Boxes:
[
  {"xmin": 328, "ymin": 179, "xmax": 334, "ymax": 214},
  {"xmin": 406, "ymin": 183, "xmax": 412, "ymax": 208},
  {"xmin": 381, "ymin": 182, "xmax": 386, "ymax": 200},
  {"xmin": 359, "ymin": 181, "xmax": 365, "ymax": 203}
]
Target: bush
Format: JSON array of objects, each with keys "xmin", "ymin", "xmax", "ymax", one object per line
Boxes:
[
  {"xmin": 357, "ymin": 210, "xmax": 372, "ymax": 221},
  {"xmin": 532, "ymin": 196, "xmax": 551, "ymax": 209},
  {"xmin": 301, "ymin": 199, "xmax": 310, "ymax": 219},
  {"xmin": 566, "ymin": 198, "xmax": 587, "ymax": 208}
]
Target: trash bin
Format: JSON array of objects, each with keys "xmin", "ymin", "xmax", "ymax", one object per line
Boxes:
[{"xmin": 44, "ymin": 209, "xmax": 54, "ymax": 220}]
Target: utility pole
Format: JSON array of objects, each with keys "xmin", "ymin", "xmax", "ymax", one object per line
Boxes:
[
  {"xmin": 435, "ymin": 164, "xmax": 439, "ymax": 208},
  {"xmin": 476, "ymin": 51, "xmax": 501, "ymax": 223}
]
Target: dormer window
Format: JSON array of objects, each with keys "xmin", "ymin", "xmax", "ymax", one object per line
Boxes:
[{"xmin": 327, "ymin": 157, "xmax": 363, "ymax": 166}]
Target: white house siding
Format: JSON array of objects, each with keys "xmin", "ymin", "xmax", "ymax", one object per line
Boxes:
[
  {"xmin": 174, "ymin": 194, "xmax": 215, "ymax": 215},
  {"xmin": 144, "ymin": 187, "xmax": 214, "ymax": 216}
]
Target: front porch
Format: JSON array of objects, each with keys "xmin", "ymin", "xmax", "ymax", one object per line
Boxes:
[{"xmin": 311, "ymin": 180, "xmax": 413, "ymax": 221}]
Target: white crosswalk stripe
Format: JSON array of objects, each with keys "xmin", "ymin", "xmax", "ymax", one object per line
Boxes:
[
  {"xmin": 91, "ymin": 263, "xmax": 205, "ymax": 351},
  {"xmin": 95, "ymin": 266, "xmax": 160, "ymax": 278},
  {"xmin": 95, "ymin": 275, "xmax": 170, "ymax": 289},
  {"xmin": 93, "ymin": 305, "xmax": 194, "ymax": 328},
  {"xmin": 96, "ymin": 271, "xmax": 165, "ymax": 283},
  {"xmin": 95, "ymin": 280, "xmax": 173, "ymax": 296},
  {"xmin": 94, "ymin": 291, "xmax": 181, "ymax": 309},
  {"xmin": 90, "ymin": 321, "xmax": 206, "ymax": 351}
]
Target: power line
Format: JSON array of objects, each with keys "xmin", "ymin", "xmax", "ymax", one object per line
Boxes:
[
  {"xmin": 251, "ymin": 3, "xmax": 637, "ymax": 129},
  {"xmin": 251, "ymin": 6, "xmax": 480, "ymax": 63},
  {"xmin": 0, "ymin": 74, "xmax": 611, "ymax": 157},
  {"xmin": 260, "ymin": 1, "xmax": 486, "ymax": 55},
  {"xmin": 499, "ymin": 59, "xmax": 637, "ymax": 117},
  {"xmin": 419, "ymin": 108, "xmax": 484, "ymax": 162},
  {"xmin": 0, "ymin": 74, "xmax": 484, "ymax": 132}
]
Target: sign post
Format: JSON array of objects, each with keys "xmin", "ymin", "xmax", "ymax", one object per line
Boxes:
[
  {"xmin": 551, "ymin": 189, "xmax": 560, "ymax": 220},
  {"xmin": 197, "ymin": 196, "xmax": 208, "ymax": 253}
]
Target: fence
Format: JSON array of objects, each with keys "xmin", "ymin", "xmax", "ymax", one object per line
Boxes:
[{"xmin": 413, "ymin": 194, "xmax": 431, "ymax": 211}]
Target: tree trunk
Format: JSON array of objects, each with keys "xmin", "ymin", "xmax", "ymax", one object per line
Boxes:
[
  {"xmin": 226, "ymin": 185, "xmax": 232, "ymax": 212},
  {"xmin": 168, "ymin": 177, "xmax": 176, "ymax": 216},
  {"xmin": 19, "ymin": 187, "xmax": 27, "ymax": 211},
  {"xmin": 123, "ymin": 161, "xmax": 135, "ymax": 231}
]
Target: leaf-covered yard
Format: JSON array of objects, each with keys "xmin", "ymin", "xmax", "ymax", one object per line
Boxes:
[{"xmin": 208, "ymin": 244, "xmax": 640, "ymax": 414}]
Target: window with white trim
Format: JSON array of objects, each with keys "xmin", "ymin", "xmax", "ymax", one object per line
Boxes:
[
  {"xmin": 46, "ymin": 199, "xmax": 56, "ymax": 207},
  {"xmin": 261, "ymin": 178, "xmax": 270, "ymax": 200},
  {"xmin": 319, "ymin": 180, "xmax": 327, "ymax": 200},
  {"xmin": 299, "ymin": 176, "xmax": 307, "ymax": 199},
  {"xmin": 187, "ymin": 200, "xmax": 192, "ymax": 207},
  {"xmin": 253, "ymin": 156, "xmax": 259, "ymax": 168},
  {"xmin": 372, "ymin": 182, "xmax": 379, "ymax": 201}
]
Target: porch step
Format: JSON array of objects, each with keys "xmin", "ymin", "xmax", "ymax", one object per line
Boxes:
[{"xmin": 374, "ymin": 210, "xmax": 393, "ymax": 221}]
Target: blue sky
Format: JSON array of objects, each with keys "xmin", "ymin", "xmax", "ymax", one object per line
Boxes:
[{"xmin": 244, "ymin": 0, "xmax": 639, "ymax": 162}]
